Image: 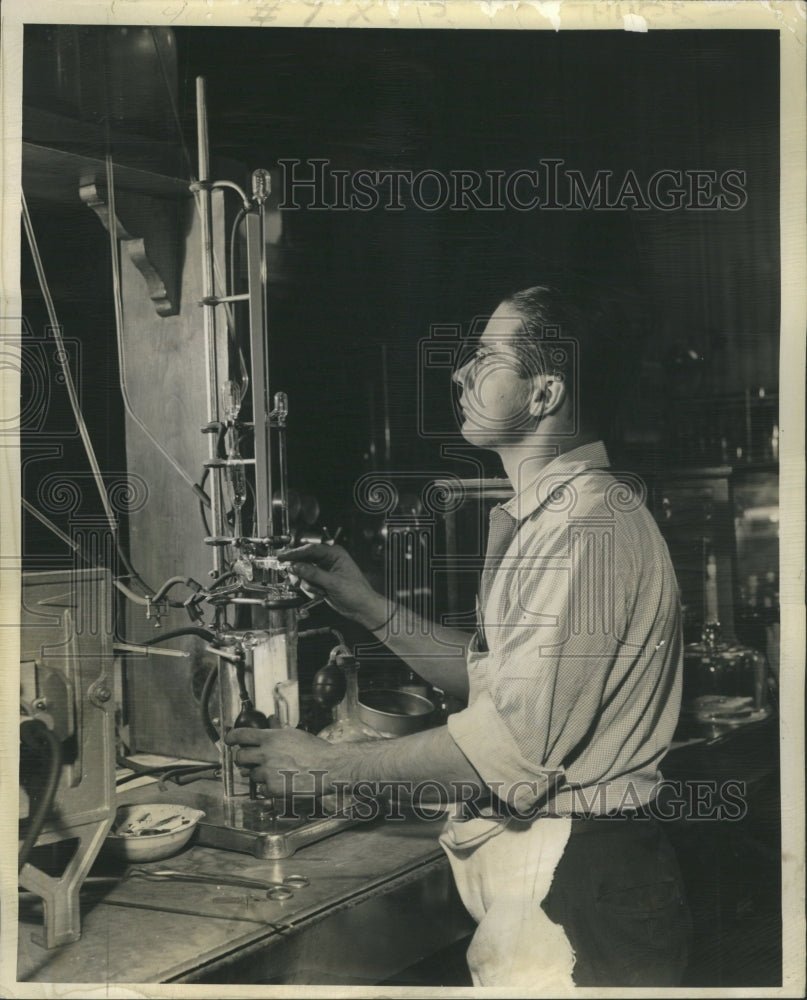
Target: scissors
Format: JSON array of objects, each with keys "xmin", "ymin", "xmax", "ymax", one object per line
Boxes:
[{"xmin": 128, "ymin": 867, "xmax": 309, "ymax": 901}]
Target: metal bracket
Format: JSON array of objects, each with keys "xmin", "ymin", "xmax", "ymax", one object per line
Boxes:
[{"xmin": 80, "ymin": 177, "xmax": 184, "ymax": 317}]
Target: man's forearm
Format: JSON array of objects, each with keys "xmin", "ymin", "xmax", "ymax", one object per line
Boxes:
[
  {"xmin": 324, "ymin": 725, "xmax": 484, "ymax": 795},
  {"xmin": 356, "ymin": 593, "xmax": 471, "ymax": 698},
  {"xmin": 281, "ymin": 544, "xmax": 471, "ymax": 698},
  {"xmin": 229, "ymin": 722, "xmax": 486, "ymax": 802}
]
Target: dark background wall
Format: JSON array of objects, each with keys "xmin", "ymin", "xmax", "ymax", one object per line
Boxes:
[
  {"xmin": 21, "ymin": 25, "xmax": 780, "ymax": 552},
  {"xmin": 178, "ymin": 28, "xmax": 779, "ymax": 485}
]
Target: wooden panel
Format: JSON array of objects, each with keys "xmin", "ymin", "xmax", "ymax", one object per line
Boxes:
[{"xmin": 117, "ymin": 189, "xmax": 229, "ymax": 760}]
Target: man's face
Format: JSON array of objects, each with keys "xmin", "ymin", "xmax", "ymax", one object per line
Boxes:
[{"xmin": 452, "ymin": 305, "xmax": 542, "ymax": 448}]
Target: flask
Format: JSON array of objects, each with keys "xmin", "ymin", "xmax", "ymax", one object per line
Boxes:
[
  {"xmin": 680, "ymin": 542, "xmax": 772, "ymax": 738},
  {"xmin": 316, "ymin": 650, "xmax": 384, "ymax": 744}
]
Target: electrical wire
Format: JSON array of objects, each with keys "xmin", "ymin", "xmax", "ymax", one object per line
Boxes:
[
  {"xmin": 21, "ymin": 193, "xmax": 151, "ymax": 595},
  {"xmin": 213, "ymin": 180, "xmax": 250, "ymax": 208},
  {"xmin": 22, "ymin": 197, "xmax": 118, "ymax": 533},
  {"xmin": 157, "ymin": 766, "xmax": 219, "ymax": 789},
  {"xmin": 299, "ymin": 625, "xmax": 348, "ymax": 649},
  {"xmin": 18, "ymin": 719, "xmax": 63, "ymax": 872},
  {"xmin": 188, "ymin": 187, "xmax": 251, "ymax": 401},
  {"xmin": 199, "ymin": 665, "xmax": 220, "ymax": 744},
  {"xmin": 227, "ymin": 206, "xmax": 251, "ymax": 398},
  {"xmin": 104, "ymin": 155, "xmax": 202, "ymax": 497},
  {"xmin": 150, "ymin": 576, "xmax": 202, "ymax": 603},
  {"xmin": 116, "ymin": 754, "xmax": 174, "ymax": 776},
  {"xmin": 21, "ymin": 498, "xmax": 80, "ymax": 553},
  {"xmin": 115, "ymin": 758, "xmax": 215, "ymax": 788},
  {"xmin": 229, "ymin": 208, "xmax": 247, "ymax": 305},
  {"xmin": 22, "ymin": 501, "xmax": 158, "ymax": 625},
  {"xmin": 113, "ymin": 576, "xmax": 199, "ymax": 611},
  {"xmin": 136, "ymin": 626, "xmax": 217, "ymax": 645},
  {"xmin": 189, "ymin": 186, "xmax": 240, "ymax": 340},
  {"xmin": 23, "ymin": 501, "xmax": 151, "ymax": 604},
  {"xmin": 198, "ymin": 468, "xmax": 212, "ymax": 537},
  {"xmin": 113, "ymin": 579, "xmax": 149, "ymax": 606}
]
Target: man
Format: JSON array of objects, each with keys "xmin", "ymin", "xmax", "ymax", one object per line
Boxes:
[{"xmin": 227, "ymin": 285, "xmax": 691, "ymax": 987}]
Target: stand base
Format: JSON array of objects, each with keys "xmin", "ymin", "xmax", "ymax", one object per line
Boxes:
[
  {"xmin": 183, "ymin": 785, "xmax": 361, "ymax": 859},
  {"xmin": 19, "ymin": 816, "xmax": 114, "ymax": 948}
]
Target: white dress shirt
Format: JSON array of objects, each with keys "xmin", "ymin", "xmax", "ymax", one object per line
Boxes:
[{"xmin": 447, "ymin": 441, "xmax": 683, "ymax": 815}]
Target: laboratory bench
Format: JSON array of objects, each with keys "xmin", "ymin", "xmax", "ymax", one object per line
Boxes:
[
  {"xmin": 17, "ymin": 779, "xmax": 475, "ymax": 986},
  {"xmin": 17, "ymin": 716, "xmax": 781, "ymax": 988}
]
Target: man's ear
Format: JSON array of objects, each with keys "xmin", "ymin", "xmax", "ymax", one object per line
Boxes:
[{"xmin": 528, "ymin": 374, "xmax": 566, "ymax": 417}]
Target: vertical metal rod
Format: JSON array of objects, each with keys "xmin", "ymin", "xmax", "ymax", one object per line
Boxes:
[
  {"xmin": 275, "ymin": 393, "xmax": 290, "ymax": 538},
  {"xmin": 278, "ymin": 426, "xmax": 290, "ymax": 537},
  {"xmin": 218, "ymin": 658, "xmax": 235, "ymax": 800},
  {"xmin": 259, "ymin": 201, "xmax": 274, "ymax": 536},
  {"xmin": 196, "ymin": 76, "xmax": 223, "ymax": 570},
  {"xmin": 246, "ymin": 210, "xmax": 273, "ymax": 537}
]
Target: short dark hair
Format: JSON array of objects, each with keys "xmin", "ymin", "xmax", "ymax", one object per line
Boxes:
[{"xmin": 500, "ymin": 284, "xmax": 629, "ymax": 435}]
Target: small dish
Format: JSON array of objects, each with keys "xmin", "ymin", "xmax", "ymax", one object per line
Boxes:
[{"xmin": 106, "ymin": 804, "xmax": 205, "ymax": 863}]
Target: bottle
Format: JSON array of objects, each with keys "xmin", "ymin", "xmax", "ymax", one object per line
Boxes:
[
  {"xmin": 704, "ymin": 553, "xmax": 719, "ymax": 624},
  {"xmin": 679, "ymin": 544, "xmax": 772, "ymax": 739},
  {"xmin": 735, "ymin": 574, "xmax": 766, "ymax": 658}
]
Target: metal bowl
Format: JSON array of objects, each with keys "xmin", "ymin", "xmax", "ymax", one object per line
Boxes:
[
  {"xmin": 106, "ymin": 803, "xmax": 205, "ymax": 863},
  {"xmin": 358, "ymin": 689, "xmax": 435, "ymax": 737}
]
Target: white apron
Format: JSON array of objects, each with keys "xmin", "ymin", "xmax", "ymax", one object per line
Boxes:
[{"xmin": 439, "ymin": 813, "xmax": 576, "ymax": 990}]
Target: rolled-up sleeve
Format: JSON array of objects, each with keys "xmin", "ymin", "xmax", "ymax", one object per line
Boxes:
[{"xmin": 447, "ymin": 689, "xmax": 565, "ymax": 811}]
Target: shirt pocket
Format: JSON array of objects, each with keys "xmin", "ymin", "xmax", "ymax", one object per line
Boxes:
[{"xmin": 465, "ymin": 633, "xmax": 491, "ymax": 694}]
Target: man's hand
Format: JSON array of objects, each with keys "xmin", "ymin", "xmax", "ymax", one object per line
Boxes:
[
  {"xmin": 278, "ymin": 543, "xmax": 389, "ymax": 627},
  {"xmin": 224, "ymin": 727, "xmax": 334, "ymax": 797},
  {"xmin": 281, "ymin": 543, "xmax": 471, "ymax": 701}
]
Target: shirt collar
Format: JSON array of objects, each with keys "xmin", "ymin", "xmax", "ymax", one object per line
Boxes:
[{"xmin": 498, "ymin": 440, "xmax": 611, "ymax": 523}]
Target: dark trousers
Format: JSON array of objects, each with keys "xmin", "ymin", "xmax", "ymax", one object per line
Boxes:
[{"xmin": 541, "ymin": 816, "xmax": 692, "ymax": 987}]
